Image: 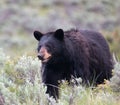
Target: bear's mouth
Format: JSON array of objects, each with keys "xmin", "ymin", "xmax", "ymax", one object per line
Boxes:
[{"xmin": 42, "ymin": 56, "xmax": 51, "ymax": 63}]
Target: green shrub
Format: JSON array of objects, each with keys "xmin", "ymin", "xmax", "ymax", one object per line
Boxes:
[{"xmin": 0, "ymin": 48, "xmax": 120, "ymax": 105}]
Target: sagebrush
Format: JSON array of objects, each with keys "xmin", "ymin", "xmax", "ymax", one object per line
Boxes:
[{"xmin": 0, "ymin": 49, "xmax": 120, "ymax": 105}]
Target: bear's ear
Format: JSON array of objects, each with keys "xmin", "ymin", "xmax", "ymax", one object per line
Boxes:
[
  {"xmin": 33, "ymin": 31, "xmax": 43, "ymax": 41},
  {"xmin": 54, "ymin": 29, "xmax": 64, "ymax": 41}
]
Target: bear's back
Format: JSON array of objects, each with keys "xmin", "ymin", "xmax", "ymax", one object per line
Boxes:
[
  {"xmin": 79, "ymin": 30, "xmax": 108, "ymax": 47},
  {"xmin": 64, "ymin": 29, "xmax": 110, "ymax": 56},
  {"xmin": 79, "ymin": 30, "xmax": 112, "ymax": 58}
]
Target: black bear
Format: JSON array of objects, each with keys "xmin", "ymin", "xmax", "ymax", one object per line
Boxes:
[{"xmin": 33, "ymin": 29, "xmax": 113, "ymax": 99}]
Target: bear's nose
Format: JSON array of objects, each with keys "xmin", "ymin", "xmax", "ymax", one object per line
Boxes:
[{"xmin": 37, "ymin": 53, "xmax": 44, "ymax": 60}]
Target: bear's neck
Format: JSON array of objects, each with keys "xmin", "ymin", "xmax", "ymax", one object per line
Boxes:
[{"xmin": 44, "ymin": 55, "xmax": 72, "ymax": 70}]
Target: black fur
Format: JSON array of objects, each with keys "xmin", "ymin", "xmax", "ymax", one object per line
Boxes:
[{"xmin": 33, "ymin": 29, "xmax": 113, "ymax": 99}]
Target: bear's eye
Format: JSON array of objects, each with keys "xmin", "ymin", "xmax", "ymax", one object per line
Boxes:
[
  {"xmin": 46, "ymin": 45, "xmax": 51, "ymax": 49},
  {"xmin": 37, "ymin": 45, "xmax": 42, "ymax": 51},
  {"xmin": 39, "ymin": 45, "xmax": 42, "ymax": 48},
  {"xmin": 45, "ymin": 44, "xmax": 50, "ymax": 48},
  {"xmin": 45, "ymin": 45, "xmax": 51, "ymax": 51}
]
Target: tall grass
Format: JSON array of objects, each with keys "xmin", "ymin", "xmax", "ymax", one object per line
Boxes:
[{"xmin": 0, "ymin": 48, "xmax": 120, "ymax": 105}]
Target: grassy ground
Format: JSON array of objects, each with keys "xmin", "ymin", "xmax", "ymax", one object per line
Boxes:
[{"xmin": 0, "ymin": 50, "xmax": 120, "ymax": 105}]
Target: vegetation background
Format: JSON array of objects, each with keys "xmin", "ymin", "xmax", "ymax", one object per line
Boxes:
[{"xmin": 0, "ymin": 0, "xmax": 120, "ymax": 105}]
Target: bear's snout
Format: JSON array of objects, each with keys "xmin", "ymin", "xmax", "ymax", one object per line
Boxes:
[
  {"xmin": 37, "ymin": 53, "xmax": 44, "ymax": 60},
  {"xmin": 37, "ymin": 47, "xmax": 51, "ymax": 62}
]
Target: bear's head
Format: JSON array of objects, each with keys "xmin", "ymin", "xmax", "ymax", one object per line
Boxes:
[{"xmin": 33, "ymin": 29, "xmax": 64, "ymax": 63}]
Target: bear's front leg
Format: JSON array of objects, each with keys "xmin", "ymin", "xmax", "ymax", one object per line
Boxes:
[
  {"xmin": 46, "ymin": 82, "xmax": 59, "ymax": 100},
  {"xmin": 42, "ymin": 68, "xmax": 60, "ymax": 100}
]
